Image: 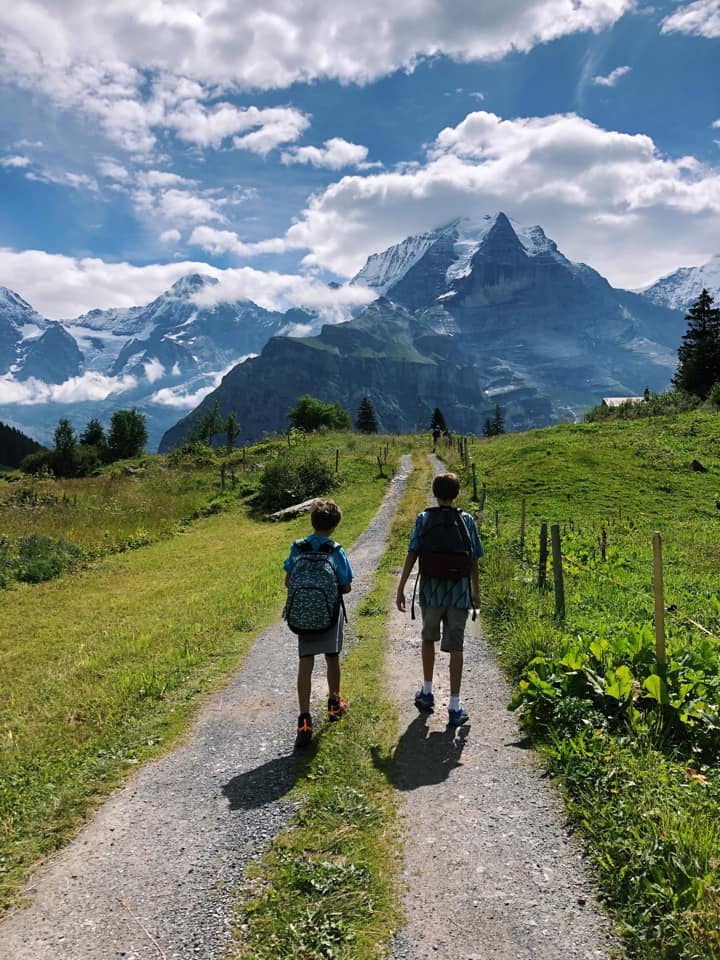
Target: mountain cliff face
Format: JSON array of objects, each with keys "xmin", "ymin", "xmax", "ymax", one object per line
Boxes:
[{"xmin": 160, "ymin": 214, "xmax": 684, "ymax": 450}]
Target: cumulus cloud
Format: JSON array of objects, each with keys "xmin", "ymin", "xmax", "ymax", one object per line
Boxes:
[
  {"xmin": 0, "ymin": 371, "xmax": 138, "ymax": 405},
  {"xmin": 262, "ymin": 110, "xmax": 720, "ymax": 289},
  {"xmin": 592, "ymin": 65, "xmax": 631, "ymax": 86},
  {"xmin": 188, "ymin": 226, "xmax": 299, "ymax": 257},
  {"xmin": 661, "ymin": 0, "xmax": 720, "ymax": 37},
  {"xmin": 150, "ymin": 364, "xmax": 244, "ymax": 409},
  {"xmin": 159, "ymin": 228, "xmax": 182, "ymax": 244},
  {"xmin": 281, "ymin": 137, "xmax": 374, "ymax": 169},
  {"xmin": 97, "ymin": 159, "xmax": 130, "ymax": 180}
]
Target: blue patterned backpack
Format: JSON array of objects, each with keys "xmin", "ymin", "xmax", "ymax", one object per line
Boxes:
[{"xmin": 284, "ymin": 539, "xmax": 347, "ymax": 634}]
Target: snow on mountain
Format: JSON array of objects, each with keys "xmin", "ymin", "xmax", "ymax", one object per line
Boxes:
[
  {"xmin": 639, "ymin": 255, "xmax": 720, "ymax": 311},
  {"xmin": 351, "ymin": 213, "xmax": 584, "ymax": 295},
  {"xmin": 0, "ymin": 286, "xmax": 48, "ymax": 339}
]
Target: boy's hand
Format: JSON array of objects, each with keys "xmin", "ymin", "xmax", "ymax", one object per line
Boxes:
[
  {"xmin": 396, "ymin": 589, "xmax": 406, "ymax": 612},
  {"xmin": 471, "ymin": 589, "xmax": 480, "ymax": 609}
]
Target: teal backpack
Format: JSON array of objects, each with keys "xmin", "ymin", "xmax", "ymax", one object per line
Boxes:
[{"xmin": 284, "ymin": 539, "xmax": 348, "ymax": 634}]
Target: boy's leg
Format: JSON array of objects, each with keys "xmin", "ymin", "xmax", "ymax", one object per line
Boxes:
[
  {"xmin": 297, "ymin": 655, "xmax": 314, "ymax": 715},
  {"xmin": 449, "ymin": 649, "xmax": 463, "ymax": 696},
  {"xmin": 421, "ymin": 640, "xmax": 436, "ymax": 683},
  {"xmin": 325, "ymin": 652, "xmax": 340, "ymax": 698}
]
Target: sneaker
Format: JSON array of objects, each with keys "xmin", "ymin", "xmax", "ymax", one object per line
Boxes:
[
  {"xmin": 327, "ymin": 696, "xmax": 348, "ymax": 722},
  {"xmin": 448, "ymin": 706, "xmax": 469, "ymax": 727},
  {"xmin": 295, "ymin": 712, "xmax": 313, "ymax": 749},
  {"xmin": 414, "ymin": 689, "xmax": 435, "ymax": 713}
]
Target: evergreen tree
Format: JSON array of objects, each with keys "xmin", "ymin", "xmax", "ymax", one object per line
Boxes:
[
  {"xmin": 225, "ymin": 411, "xmax": 240, "ymax": 453},
  {"xmin": 107, "ymin": 409, "xmax": 148, "ymax": 460},
  {"xmin": 493, "ymin": 403, "xmax": 505, "ymax": 435},
  {"xmin": 672, "ymin": 289, "xmax": 720, "ymax": 400},
  {"xmin": 0, "ymin": 421, "xmax": 44, "ymax": 468},
  {"xmin": 482, "ymin": 418, "xmax": 493, "ymax": 437},
  {"xmin": 430, "ymin": 407, "xmax": 448, "ymax": 432},
  {"xmin": 53, "ymin": 418, "xmax": 77, "ymax": 476},
  {"xmin": 356, "ymin": 396, "xmax": 378, "ymax": 434},
  {"xmin": 80, "ymin": 417, "xmax": 106, "ymax": 448},
  {"xmin": 198, "ymin": 399, "xmax": 224, "ymax": 446}
]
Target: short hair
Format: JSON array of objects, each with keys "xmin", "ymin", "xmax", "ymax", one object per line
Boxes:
[
  {"xmin": 311, "ymin": 498, "xmax": 342, "ymax": 531},
  {"xmin": 432, "ymin": 472, "xmax": 460, "ymax": 501}
]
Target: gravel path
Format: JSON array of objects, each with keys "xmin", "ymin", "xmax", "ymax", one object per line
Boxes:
[
  {"xmin": 0, "ymin": 460, "xmax": 412, "ymax": 960},
  {"xmin": 384, "ymin": 456, "xmax": 624, "ymax": 960}
]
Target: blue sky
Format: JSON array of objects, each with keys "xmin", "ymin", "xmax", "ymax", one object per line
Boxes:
[{"xmin": 0, "ymin": 0, "xmax": 718, "ymax": 318}]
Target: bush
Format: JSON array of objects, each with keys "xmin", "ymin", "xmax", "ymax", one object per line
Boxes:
[
  {"xmin": 288, "ymin": 395, "xmax": 352, "ymax": 432},
  {"xmin": 15, "ymin": 535, "xmax": 84, "ymax": 583},
  {"xmin": 258, "ymin": 449, "xmax": 338, "ymax": 511}
]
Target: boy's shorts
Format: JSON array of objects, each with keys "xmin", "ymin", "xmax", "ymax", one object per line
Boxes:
[
  {"xmin": 420, "ymin": 605, "xmax": 468, "ymax": 651},
  {"xmin": 298, "ymin": 614, "xmax": 344, "ymax": 658}
]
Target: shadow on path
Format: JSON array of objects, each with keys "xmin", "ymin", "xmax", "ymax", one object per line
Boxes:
[
  {"xmin": 221, "ymin": 754, "xmax": 298, "ymax": 810},
  {"xmin": 371, "ymin": 713, "xmax": 469, "ymax": 791}
]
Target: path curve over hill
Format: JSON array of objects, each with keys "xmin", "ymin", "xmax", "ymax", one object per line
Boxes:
[
  {"xmin": 0, "ymin": 459, "xmax": 413, "ymax": 960},
  {"xmin": 384, "ymin": 455, "xmax": 624, "ymax": 960}
]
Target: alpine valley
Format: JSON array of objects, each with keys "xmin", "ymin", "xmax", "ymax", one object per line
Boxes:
[{"xmin": 1, "ymin": 212, "xmax": 717, "ymax": 452}]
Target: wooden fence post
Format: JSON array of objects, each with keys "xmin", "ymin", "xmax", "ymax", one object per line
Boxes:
[
  {"xmin": 600, "ymin": 526, "xmax": 607, "ymax": 562},
  {"xmin": 335, "ymin": 449, "xmax": 339, "ymax": 473},
  {"xmin": 220, "ymin": 463, "xmax": 226, "ymax": 491},
  {"xmin": 538, "ymin": 521, "xmax": 548, "ymax": 590},
  {"xmin": 471, "ymin": 463, "xmax": 478, "ymax": 502},
  {"xmin": 653, "ymin": 532, "xmax": 667, "ymax": 668},
  {"xmin": 550, "ymin": 523, "xmax": 565, "ymax": 621},
  {"xmin": 494, "ymin": 508, "xmax": 499, "ymax": 537},
  {"xmin": 520, "ymin": 497, "xmax": 526, "ymax": 559}
]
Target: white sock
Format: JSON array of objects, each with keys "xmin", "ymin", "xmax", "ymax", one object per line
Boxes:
[
  {"xmin": 422, "ymin": 681, "xmax": 433, "ymax": 695},
  {"xmin": 449, "ymin": 695, "xmax": 461, "ymax": 711}
]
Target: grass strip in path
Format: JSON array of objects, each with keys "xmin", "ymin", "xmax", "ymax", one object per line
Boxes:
[
  {"xmin": 0, "ymin": 455, "xmax": 390, "ymax": 912},
  {"xmin": 229, "ymin": 452, "xmax": 434, "ymax": 960}
]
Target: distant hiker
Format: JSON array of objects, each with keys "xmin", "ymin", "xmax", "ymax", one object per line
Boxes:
[
  {"xmin": 283, "ymin": 498, "xmax": 353, "ymax": 749},
  {"xmin": 431, "ymin": 426, "xmax": 441, "ymax": 452},
  {"xmin": 395, "ymin": 472, "xmax": 482, "ymax": 726}
]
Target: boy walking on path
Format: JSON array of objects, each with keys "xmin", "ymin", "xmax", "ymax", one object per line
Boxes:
[
  {"xmin": 395, "ymin": 472, "xmax": 482, "ymax": 726},
  {"xmin": 284, "ymin": 498, "xmax": 353, "ymax": 749}
]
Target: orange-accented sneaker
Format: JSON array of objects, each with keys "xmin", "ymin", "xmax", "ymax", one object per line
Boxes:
[
  {"xmin": 327, "ymin": 696, "xmax": 348, "ymax": 722},
  {"xmin": 295, "ymin": 712, "xmax": 313, "ymax": 749}
]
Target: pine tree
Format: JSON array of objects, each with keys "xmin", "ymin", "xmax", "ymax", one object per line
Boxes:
[
  {"xmin": 80, "ymin": 417, "xmax": 106, "ymax": 448},
  {"xmin": 225, "ymin": 411, "xmax": 240, "ymax": 453},
  {"xmin": 356, "ymin": 396, "xmax": 378, "ymax": 434},
  {"xmin": 672, "ymin": 289, "xmax": 720, "ymax": 400},
  {"xmin": 493, "ymin": 403, "xmax": 505, "ymax": 435},
  {"xmin": 107, "ymin": 409, "xmax": 148, "ymax": 460}
]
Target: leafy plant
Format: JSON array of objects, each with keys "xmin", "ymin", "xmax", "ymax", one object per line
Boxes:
[{"xmin": 258, "ymin": 448, "xmax": 338, "ymax": 510}]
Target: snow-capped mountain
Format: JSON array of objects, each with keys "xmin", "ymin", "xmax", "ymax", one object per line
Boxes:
[
  {"xmin": 0, "ymin": 274, "xmax": 310, "ymax": 448},
  {"xmin": 639, "ymin": 255, "xmax": 720, "ymax": 311},
  {"xmin": 161, "ymin": 212, "xmax": 686, "ymax": 450}
]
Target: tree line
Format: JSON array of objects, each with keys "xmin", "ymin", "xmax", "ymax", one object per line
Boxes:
[{"xmin": 20, "ymin": 409, "xmax": 148, "ymax": 477}]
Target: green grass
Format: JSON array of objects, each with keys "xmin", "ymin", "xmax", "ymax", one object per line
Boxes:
[
  {"xmin": 229, "ymin": 451, "xmax": 434, "ymax": 960},
  {"xmin": 0, "ymin": 432, "xmax": 395, "ymax": 911}
]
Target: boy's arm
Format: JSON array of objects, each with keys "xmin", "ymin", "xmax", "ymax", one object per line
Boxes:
[
  {"xmin": 470, "ymin": 558, "xmax": 480, "ymax": 609},
  {"xmin": 395, "ymin": 549, "xmax": 418, "ymax": 612}
]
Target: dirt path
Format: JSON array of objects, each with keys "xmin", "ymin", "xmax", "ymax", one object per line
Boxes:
[
  {"xmin": 0, "ymin": 460, "xmax": 412, "ymax": 960},
  {"xmin": 383, "ymin": 455, "xmax": 624, "ymax": 960}
]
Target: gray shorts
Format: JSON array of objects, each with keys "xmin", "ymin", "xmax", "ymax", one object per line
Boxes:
[
  {"xmin": 298, "ymin": 614, "xmax": 344, "ymax": 658},
  {"xmin": 420, "ymin": 605, "xmax": 469, "ymax": 651}
]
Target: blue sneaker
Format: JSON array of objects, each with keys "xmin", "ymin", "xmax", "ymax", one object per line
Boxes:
[
  {"xmin": 414, "ymin": 689, "xmax": 435, "ymax": 713},
  {"xmin": 448, "ymin": 707, "xmax": 469, "ymax": 727}
]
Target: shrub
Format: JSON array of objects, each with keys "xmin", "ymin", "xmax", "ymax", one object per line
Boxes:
[
  {"xmin": 15, "ymin": 535, "xmax": 84, "ymax": 583},
  {"xmin": 258, "ymin": 449, "xmax": 338, "ymax": 511},
  {"xmin": 288, "ymin": 395, "xmax": 352, "ymax": 432}
]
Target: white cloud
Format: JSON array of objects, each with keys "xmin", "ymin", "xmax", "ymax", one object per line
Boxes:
[
  {"xmin": 0, "ymin": 371, "xmax": 138, "ymax": 405},
  {"xmin": 0, "ymin": 2, "xmax": 635, "ymax": 156},
  {"xmin": 258, "ymin": 110, "xmax": 720, "ymax": 289},
  {"xmin": 97, "ymin": 159, "xmax": 129, "ymax": 180},
  {"xmin": 0, "ymin": 246, "xmax": 373, "ymax": 323},
  {"xmin": 661, "ymin": 0, "xmax": 720, "ymax": 37},
  {"xmin": 150, "ymin": 364, "xmax": 243, "ymax": 408},
  {"xmin": 1, "ymin": 154, "xmax": 31, "ymax": 168},
  {"xmin": 25, "ymin": 168, "xmax": 98, "ymax": 191},
  {"xmin": 714, "ymin": 120, "xmax": 720, "ymax": 128},
  {"xmin": 159, "ymin": 228, "xmax": 182, "ymax": 244},
  {"xmin": 592, "ymin": 65, "xmax": 631, "ymax": 87},
  {"xmin": 188, "ymin": 226, "xmax": 299, "ymax": 257},
  {"xmin": 142, "ymin": 358, "xmax": 166, "ymax": 384},
  {"xmin": 281, "ymin": 137, "xmax": 374, "ymax": 169}
]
